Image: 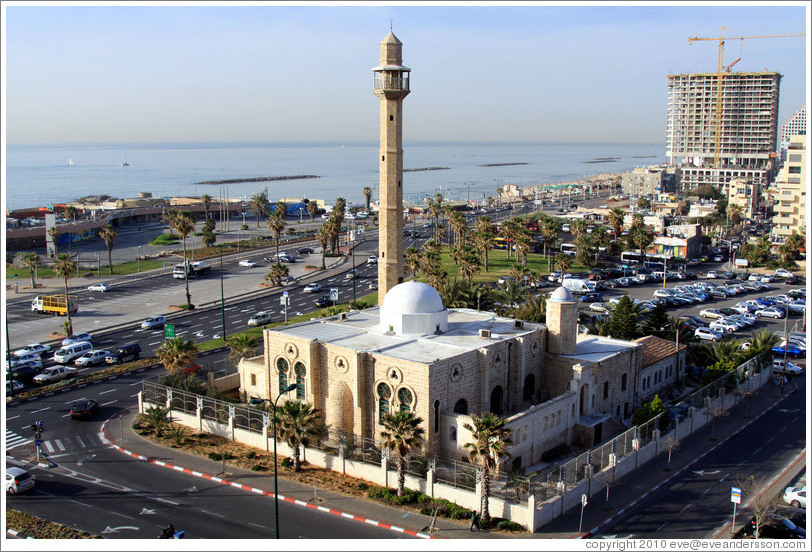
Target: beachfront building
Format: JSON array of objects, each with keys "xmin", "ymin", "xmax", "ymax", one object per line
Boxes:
[
  {"xmin": 666, "ymin": 72, "xmax": 781, "ymax": 192},
  {"xmin": 770, "ymin": 134, "xmax": 807, "ymax": 242},
  {"xmin": 779, "ymin": 105, "xmax": 806, "ymax": 166},
  {"xmin": 620, "ymin": 166, "xmax": 679, "ymax": 198}
]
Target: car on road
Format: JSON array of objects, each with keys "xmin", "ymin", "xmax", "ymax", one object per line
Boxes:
[
  {"xmin": 695, "ymin": 327, "xmax": 723, "ymax": 342},
  {"xmin": 8, "ymin": 352, "xmax": 43, "ymax": 366},
  {"xmin": 14, "ymin": 343, "xmax": 50, "ymax": 357},
  {"xmin": 699, "ymin": 308, "xmax": 724, "ymax": 319},
  {"xmin": 344, "ymin": 270, "xmax": 358, "ymax": 280},
  {"xmin": 87, "ymin": 282, "xmax": 110, "ymax": 292},
  {"xmin": 296, "ymin": 247, "xmax": 314, "ymax": 255},
  {"xmin": 6, "ymin": 467, "xmax": 35, "ymax": 494},
  {"xmin": 705, "ymin": 270, "xmax": 719, "ymax": 279},
  {"xmin": 314, "ymin": 296, "xmax": 332, "ymax": 308},
  {"xmin": 8, "ymin": 357, "xmax": 44, "ymax": 372},
  {"xmin": 238, "ymin": 259, "xmax": 257, "ymax": 268},
  {"xmin": 280, "ymin": 276, "xmax": 294, "ymax": 285},
  {"xmin": 303, "ymin": 283, "xmax": 322, "ymax": 293},
  {"xmin": 74, "ymin": 349, "xmax": 111, "ymax": 367},
  {"xmin": 755, "ymin": 307, "xmax": 786, "ymax": 319},
  {"xmin": 368, "ymin": 281, "xmax": 378, "ymax": 290},
  {"xmin": 69, "ymin": 399, "xmax": 100, "ymax": 420},
  {"xmin": 105, "ymin": 342, "xmax": 142, "ymax": 365},
  {"xmin": 62, "ymin": 333, "xmax": 93, "ymax": 346},
  {"xmin": 248, "ymin": 311, "xmax": 273, "ymax": 327},
  {"xmin": 783, "ymin": 485, "xmax": 807, "ymax": 509},
  {"xmin": 7, "ymin": 380, "xmax": 24, "ymax": 394},
  {"xmin": 366, "ymin": 255, "xmax": 378, "ymax": 265},
  {"xmin": 141, "ymin": 316, "xmax": 167, "ymax": 329},
  {"xmin": 33, "ymin": 365, "xmax": 78, "ymax": 385}
]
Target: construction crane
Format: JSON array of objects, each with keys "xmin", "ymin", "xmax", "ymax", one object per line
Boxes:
[{"xmin": 687, "ymin": 27, "xmax": 805, "ymax": 168}]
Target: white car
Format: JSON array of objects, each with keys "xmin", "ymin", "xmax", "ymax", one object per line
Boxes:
[
  {"xmin": 709, "ymin": 320, "xmax": 738, "ymax": 334},
  {"xmin": 755, "ymin": 307, "xmax": 785, "ymax": 319},
  {"xmin": 6, "ymin": 467, "xmax": 35, "ymax": 494},
  {"xmin": 7, "ymin": 380, "xmax": 24, "ymax": 394},
  {"xmin": 783, "ymin": 485, "xmax": 807, "ymax": 509},
  {"xmin": 773, "ymin": 358, "xmax": 803, "ymax": 375},
  {"xmin": 238, "ymin": 259, "xmax": 257, "ymax": 268},
  {"xmin": 774, "ymin": 268, "xmax": 794, "ymax": 279},
  {"xmin": 14, "ymin": 343, "xmax": 50, "ymax": 357},
  {"xmin": 248, "ymin": 311, "xmax": 273, "ymax": 327},
  {"xmin": 699, "ymin": 308, "xmax": 724, "ymax": 319},
  {"xmin": 141, "ymin": 316, "xmax": 167, "ymax": 329},
  {"xmin": 760, "ymin": 274, "xmax": 774, "ymax": 283},
  {"xmin": 62, "ymin": 333, "xmax": 92, "ymax": 346},
  {"xmin": 87, "ymin": 282, "xmax": 110, "ymax": 292},
  {"xmin": 695, "ymin": 327, "xmax": 723, "ymax": 341},
  {"xmin": 7, "ymin": 356, "xmax": 44, "ymax": 371},
  {"xmin": 303, "ymin": 283, "xmax": 322, "ymax": 293},
  {"xmin": 366, "ymin": 255, "xmax": 378, "ymax": 265},
  {"xmin": 8, "ymin": 352, "xmax": 42, "ymax": 366},
  {"xmin": 74, "ymin": 350, "xmax": 110, "ymax": 367},
  {"xmin": 706, "ymin": 271, "xmax": 719, "ymax": 279}
]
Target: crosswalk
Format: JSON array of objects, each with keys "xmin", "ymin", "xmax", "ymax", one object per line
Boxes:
[{"xmin": 6, "ymin": 429, "xmax": 32, "ymax": 450}]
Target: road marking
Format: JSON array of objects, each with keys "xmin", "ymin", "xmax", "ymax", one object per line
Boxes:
[
  {"xmin": 99, "ymin": 389, "xmax": 116, "ymax": 395},
  {"xmin": 54, "ymin": 439, "xmax": 66, "ymax": 452},
  {"xmin": 149, "ymin": 341, "xmax": 162, "ymax": 346},
  {"xmin": 779, "ymin": 426, "xmax": 787, "ymax": 433},
  {"xmin": 130, "ymin": 381, "xmax": 143, "ymax": 386},
  {"xmin": 70, "ymin": 500, "xmax": 92, "ymax": 507},
  {"xmin": 101, "ymin": 400, "xmax": 117, "ymax": 406},
  {"xmin": 719, "ymin": 473, "xmax": 728, "ymax": 482},
  {"xmin": 199, "ymin": 509, "xmax": 227, "ymax": 519},
  {"xmin": 110, "ymin": 511, "xmax": 136, "ymax": 520},
  {"xmin": 32, "ymin": 406, "xmax": 51, "ymax": 413},
  {"xmin": 5, "ymin": 429, "xmax": 32, "ymax": 450},
  {"xmin": 753, "ymin": 446, "xmax": 762, "ymax": 454},
  {"xmin": 6, "ymin": 415, "xmax": 20, "ymax": 421},
  {"xmin": 43, "ymin": 441, "xmax": 55, "ymax": 453},
  {"xmin": 679, "ymin": 503, "xmax": 692, "ymax": 514},
  {"xmin": 75, "ymin": 436, "xmax": 86, "ymax": 448},
  {"xmin": 700, "ymin": 488, "xmax": 710, "ymax": 496},
  {"xmin": 766, "ymin": 436, "xmax": 775, "ymax": 444},
  {"xmin": 657, "ymin": 522, "xmax": 667, "ymax": 531}
]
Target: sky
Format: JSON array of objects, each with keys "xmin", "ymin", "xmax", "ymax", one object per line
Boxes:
[{"xmin": 2, "ymin": 1, "xmax": 809, "ymax": 145}]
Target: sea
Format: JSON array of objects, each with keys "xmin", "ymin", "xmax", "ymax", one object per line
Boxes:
[{"xmin": 4, "ymin": 141, "xmax": 664, "ymax": 211}]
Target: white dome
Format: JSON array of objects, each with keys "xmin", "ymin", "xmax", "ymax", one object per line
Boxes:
[
  {"xmin": 380, "ymin": 281, "xmax": 448, "ymax": 336},
  {"xmin": 381, "ymin": 281, "xmax": 445, "ymax": 314},
  {"xmin": 549, "ymin": 286, "xmax": 574, "ymax": 302}
]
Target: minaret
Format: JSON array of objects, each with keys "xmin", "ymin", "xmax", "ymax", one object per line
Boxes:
[{"xmin": 373, "ymin": 31, "xmax": 410, "ymax": 304}]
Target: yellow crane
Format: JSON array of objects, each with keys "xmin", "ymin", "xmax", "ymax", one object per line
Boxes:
[{"xmin": 687, "ymin": 27, "xmax": 805, "ymax": 168}]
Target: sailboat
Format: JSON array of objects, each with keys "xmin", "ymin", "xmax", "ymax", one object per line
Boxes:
[
  {"xmin": 122, "ymin": 151, "xmax": 129, "ymax": 167},
  {"xmin": 68, "ymin": 157, "xmax": 74, "ymax": 166}
]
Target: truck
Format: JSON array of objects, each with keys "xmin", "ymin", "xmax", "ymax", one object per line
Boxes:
[
  {"xmin": 32, "ymin": 366, "xmax": 78, "ymax": 385},
  {"xmin": 31, "ymin": 295, "xmax": 78, "ymax": 316},
  {"xmin": 173, "ymin": 260, "xmax": 211, "ymax": 279},
  {"xmin": 561, "ymin": 278, "xmax": 596, "ymax": 295}
]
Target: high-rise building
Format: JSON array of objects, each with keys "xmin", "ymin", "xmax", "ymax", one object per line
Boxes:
[
  {"xmin": 666, "ymin": 72, "xmax": 781, "ymax": 192},
  {"xmin": 770, "ymin": 134, "xmax": 806, "ymax": 241},
  {"xmin": 779, "ymin": 104, "xmax": 806, "ymax": 166},
  {"xmin": 373, "ymin": 31, "xmax": 410, "ymax": 304}
]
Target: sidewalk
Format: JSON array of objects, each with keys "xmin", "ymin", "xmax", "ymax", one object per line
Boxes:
[{"xmin": 101, "ymin": 411, "xmax": 508, "ymax": 540}]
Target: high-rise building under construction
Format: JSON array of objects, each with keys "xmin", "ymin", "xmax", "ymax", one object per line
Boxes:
[{"xmin": 666, "ymin": 71, "xmax": 781, "ymax": 192}]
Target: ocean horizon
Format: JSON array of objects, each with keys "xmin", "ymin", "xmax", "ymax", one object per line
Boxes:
[{"xmin": 5, "ymin": 140, "xmax": 665, "ymax": 210}]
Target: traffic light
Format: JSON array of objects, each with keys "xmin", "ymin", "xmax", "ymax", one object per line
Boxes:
[{"xmin": 30, "ymin": 420, "xmax": 44, "ymax": 432}]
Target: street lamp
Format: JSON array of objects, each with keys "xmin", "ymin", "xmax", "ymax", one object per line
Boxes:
[
  {"xmin": 250, "ymin": 383, "xmax": 297, "ymax": 539},
  {"xmin": 137, "ymin": 246, "xmax": 141, "ymax": 273},
  {"xmin": 219, "ymin": 246, "xmax": 227, "ymax": 341}
]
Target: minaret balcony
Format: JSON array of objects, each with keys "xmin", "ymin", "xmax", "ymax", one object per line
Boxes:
[{"xmin": 373, "ymin": 73, "xmax": 410, "ymax": 93}]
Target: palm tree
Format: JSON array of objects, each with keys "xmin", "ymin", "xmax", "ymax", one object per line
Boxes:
[
  {"xmin": 170, "ymin": 211, "xmax": 196, "ymax": 309},
  {"xmin": 316, "ymin": 224, "xmax": 330, "ymax": 270},
  {"xmin": 493, "ymin": 280, "xmax": 529, "ymax": 315},
  {"xmin": 425, "ymin": 267, "xmax": 448, "ymax": 291},
  {"xmin": 499, "ymin": 218, "xmax": 519, "ymax": 260},
  {"xmin": 64, "ymin": 205, "xmax": 77, "ymax": 223},
  {"xmin": 473, "ymin": 216, "xmax": 496, "ymax": 271},
  {"xmin": 53, "ymin": 253, "xmax": 77, "ymax": 335},
  {"xmin": 570, "ymin": 218, "xmax": 588, "ymax": 238},
  {"xmin": 405, "ymin": 247, "xmax": 421, "ymax": 280},
  {"xmin": 251, "ymin": 192, "xmax": 269, "ymax": 227},
  {"xmin": 554, "ymin": 252, "xmax": 572, "ymax": 274},
  {"xmin": 591, "ymin": 226, "xmax": 611, "ymax": 263},
  {"xmin": 511, "ymin": 293, "xmax": 548, "ymax": 323},
  {"xmin": 275, "ymin": 200, "xmax": 288, "ymax": 219},
  {"xmin": 747, "ymin": 328, "xmax": 781, "ymax": 353},
  {"xmin": 99, "ymin": 224, "xmax": 117, "ymax": 275},
  {"xmin": 515, "ymin": 229, "xmax": 533, "ymax": 268},
  {"xmin": 362, "ymin": 186, "xmax": 373, "ymax": 212},
  {"xmin": 265, "ymin": 263, "xmax": 289, "ymax": 286},
  {"xmin": 47, "ymin": 226, "xmax": 62, "ymax": 257},
  {"xmin": 201, "ymin": 194, "xmax": 213, "ymax": 220},
  {"xmin": 21, "ymin": 252, "xmax": 40, "ymax": 289},
  {"xmin": 463, "ymin": 413, "xmax": 513, "ymax": 522},
  {"xmin": 306, "ymin": 200, "xmax": 319, "ymax": 222},
  {"xmin": 379, "ymin": 411, "xmax": 425, "ymax": 497},
  {"xmin": 267, "ymin": 211, "xmax": 287, "ymax": 261},
  {"xmin": 607, "ymin": 208, "xmax": 625, "ymax": 242},
  {"xmin": 726, "ymin": 203, "xmax": 743, "ymax": 233},
  {"xmin": 227, "ymin": 334, "xmax": 258, "ymax": 366},
  {"xmin": 540, "ymin": 218, "xmax": 561, "ymax": 270},
  {"xmin": 438, "ymin": 277, "xmax": 473, "ymax": 308},
  {"xmin": 156, "ymin": 337, "xmax": 198, "ymax": 374},
  {"xmin": 276, "ymin": 401, "xmax": 324, "ymax": 472},
  {"xmin": 141, "ymin": 405, "xmax": 171, "ymax": 437}
]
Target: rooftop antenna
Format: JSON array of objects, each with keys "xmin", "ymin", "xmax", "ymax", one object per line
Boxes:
[{"xmin": 390, "ymin": 17, "xmax": 393, "ymax": 31}]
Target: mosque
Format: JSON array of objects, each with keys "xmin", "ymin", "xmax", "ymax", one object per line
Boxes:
[{"xmin": 236, "ymin": 31, "xmax": 685, "ymax": 469}]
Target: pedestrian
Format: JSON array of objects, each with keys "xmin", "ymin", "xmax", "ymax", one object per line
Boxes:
[{"xmin": 470, "ymin": 510, "xmax": 480, "ymax": 532}]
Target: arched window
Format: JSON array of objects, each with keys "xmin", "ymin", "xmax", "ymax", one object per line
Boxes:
[
  {"xmin": 277, "ymin": 358, "xmax": 289, "ymax": 392},
  {"xmin": 294, "ymin": 362, "xmax": 306, "ymax": 400},
  {"xmin": 397, "ymin": 387, "xmax": 413, "ymax": 412},
  {"xmin": 490, "ymin": 386, "xmax": 504, "ymax": 415},
  {"xmin": 453, "ymin": 399, "xmax": 468, "ymax": 415},
  {"xmin": 523, "ymin": 374, "xmax": 535, "ymax": 402},
  {"xmin": 433, "ymin": 400, "xmax": 440, "ymax": 434},
  {"xmin": 377, "ymin": 383, "xmax": 391, "ymax": 421}
]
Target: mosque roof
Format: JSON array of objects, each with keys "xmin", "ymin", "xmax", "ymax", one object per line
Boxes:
[
  {"xmin": 550, "ymin": 286, "xmax": 574, "ymax": 302},
  {"xmin": 381, "ymin": 281, "xmax": 445, "ymax": 315}
]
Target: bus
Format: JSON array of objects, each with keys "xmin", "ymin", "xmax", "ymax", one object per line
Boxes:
[
  {"xmin": 560, "ymin": 243, "xmax": 577, "ymax": 257},
  {"xmin": 494, "ymin": 236, "xmax": 509, "ymax": 250},
  {"xmin": 620, "ymin": 251, "xmax": 644, "ymax": 264}
]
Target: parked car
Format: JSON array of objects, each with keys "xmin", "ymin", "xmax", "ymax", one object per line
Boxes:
[
  {"xmin": 6, "ymin": 467, "xmax": 35, "ymax": 494},
  {"xmin": 296, "ymin": 247, "xmax": 314, "ymax": 255},
  {"xmin": 579, "ymin": 292, "xmax": 604, "ymax": 303},
  {"xmin": 773, "ymin": 358, "xmax": 803, "ymax": 375},
  {"xmin": 62, "ymin": 332, "xmax": 92, "ymax": 346},
  {"xmin": 699, "ymin": 308, "xmax": 725, "ymax": 319},
  {"xmin": 783, "ymin": 485, "xmax": 807, "ymax": 508},
  {"xmin": 589, "ymin": 302, "xmax": 609, "ymax": 313},
  {"xmin": 14, "ymin": 343, "xmax": 50, "ymax": 357},
  {"xmin": 709, "ymin": 319, "xmax": 738, "ymax": 334},
  {"xmin": 755, "ymin": 307, "xmax": 786, "ymax": 319},
  {"xmin": 774, "ymin": 268, "xmax": 794, "ymax": 278},
  {"xmin": 772, "ymin": 341, "xmax": 805, "ymax": 358},
  {"xmin": 248, "ymin": 311, "xmax": 273, "ymax": 327},
  {"xmin": 74, "ymin": 349, "xmax": 111, "ymax": 367},
  {"xmin": 69, "ymin": 399, "xmax": 100, "ymax": 420},
  {"xmin": 695, "ymin": 327, "xmax": 723, "ymax": 342},
  {"xmin": 303, "ymin": 283, "xmax": 322, "ymax": 293},
  {"xmin": 706, "ymin": 271, "xmax": 719, "ymax": 279},
  {"xmin": 87, "ymin": 282, "xmax": 110, "ymax": 292},
  {"xmin": 141, "ymin": 316, "xmax": 167, "ymax": 329},
  {"xmin": 238, "ymin": 259, "xmax": 257, "ymax": 268},
  {"xmin": 105, "ymin": 342, "xmax": 142, "ymax": 364},
  {"xmin": 314, "ymin": 296, "xmax": 332, "ymax": 308}
]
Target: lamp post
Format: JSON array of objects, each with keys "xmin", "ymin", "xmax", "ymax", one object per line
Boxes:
[
  {"xmin": 780, "ymin": 304, "xmax": 789, "ymax": 394},
  {"xmin": 219, "ymin": 246, "xmax": 227, "ymax": 341},
  {"xmin": 137, "ymin": 246, "xmax": 141, "ymax": 273},
  {"xmin": 250, "ymin": 383, "xmax": 297, "ymax": 539}
]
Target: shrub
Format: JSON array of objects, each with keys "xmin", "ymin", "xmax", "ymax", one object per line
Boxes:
[
  {"xmin": 496, "ymin": 519, "xmax": 525, "ymax": 532},
  {"xmin": 357, "ymin": 482, "xmax": 369, "ymax": 491},
  {"xmin": 150, "ymin": 234, "xmax": 180, "ymax": 245},
  {"xmin": 207, "ymin": 452, "xmax": 233, "ymax": 461},
  {"xmin": 251, "ymin": 465, "xmax": 267, "ymax": 472},
  {"xmin": 245, "ymin": 451, "xmax": 256, "ymax": 459},
  {"xmin": 281, "ymin": 457, "xmax": 292, "ymax": 468}
]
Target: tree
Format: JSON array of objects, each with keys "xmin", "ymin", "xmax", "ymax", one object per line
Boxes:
[
  {"xmin": 276, "ymin": 401, "xmax": 324, "ymax": 472},
  {"xmin": 227, "ymin": 334, "xmax": 259, "ymax": 366},
  {"xmin": 316, "ymin": 223, "xmax": 330, "ymax": 270},
  {"xmin": 156, "ymin": 337, "xmax": 199, "ymax": 374},
  {"xmin": 265, "ymin": 263, "xmax": 289, "ymax": 286},
  {"xmin": 607, "ymin": 208, "xmax": 625, "ymax": 242},
  {"xmin": 267, "ymin": 211, "xmax": 287, "ymax": 261},
  {"xmin": 540, "ymin": 218, "xmax": 561, "ymax": 268},
  {"xmin": 362, "ymin": 186, "xmax": 373, "ymax": 212},
  {"xmin": 664, "ymin": 434, "xmax": 680, "ymax": 465},
  {"xmin": 141, "ymin": 405, "xmax": 171, "ymax": 437},
  {"xmin": 463, "ymin": 413, "xmax": 513, "ymax": 522},
  {"xmin": 740, "ymin": 474, "xmax": 782, "ymax": 539},
  {"xmin": 631, "ymin": 395, "xmax": 669, "ymax": 427},
  {"xmin": 201, "ymin": 194, "xmax": 213, "ymax": 220},
  {"xmin": 405, "ymin": 247, "xmax": 421, "ymax": 280},
  {"xmin": 201, "ymin": 218, "xmax": 217, "ymax": 247},
  {"xmin": 21, "ymin": 252, "xmax": 40, "ymax": 289},
  {"xmin": 47, "ymin": 226, "xmax": 62, "ymax": 257},
  {"xmin": 641, "ymin": 302, "xmax": 670, "ymax": 338},
  {"xmin": 170, "ymin": 211, "xmax": 196, "ymax": 309},
  {"xmin": 591, "ymin": 226, "xmax": 611, "ymax": 263},
  {"xmin": 99, "ymin": 224, "xmax": 117, "ymax": 275},
  {"xmin": 458, "ymin": 250, "xmax": 482, "ymax": 284},
  {"xmin": 438, "ymin": 277, "xmax": 473, "ymax": 308},
  {"xmin": 379, "ymin": 411, "xmax": 425, "ymax": 497},
  {"xmin": 493, "ymin": 280, "xmax": 529, "ymax": 315},
  {"xmin": 472, "ymin": 216, "xmax": 497, "ymax": 271},
  {"xmin": 511, "ymin": 293, "xmax": 548, "ymax": 323},
  {"xmin": 275, "ymin": 200, "xmax": 288, "ymax": 219},
  {"xmin": 570, "ymin": 218, "xmax": 588, "ymax": 238},
  {"xmin": 53, "ymin": 253, "xmax": 77, "ymax": 336},
  {"xmin": 575, "ymin": 233, "xmax": 596, "ymax": 268},
  {"xmin": 554, "ymin": 252, "xmax": 572, "ymax": 274},
  {"xmin": 64, "ymin": 205, "xmax": 77, "ymax": 222},
  {"xmin": 306, "ymin": 200, "xmax": 319, "ymax": 222},
  {"xmin": 637, "ymin": 197, "xmax": 652, "ymax": 210},
  {"xmin": 600, "ymin": 294, "xmax": 642, "ymax": 340},
  {"xmin": 251, "ymin": 192, "xmax": 269, "ymax": 227}
]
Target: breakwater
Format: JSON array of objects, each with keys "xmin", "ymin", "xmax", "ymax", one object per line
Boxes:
[{"xmin": 195, "ymin": 175, "xmax": 319, "ymax": 185}]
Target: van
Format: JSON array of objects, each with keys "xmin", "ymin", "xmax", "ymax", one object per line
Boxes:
[
  {"xmin": 105, "ymin": 342, "xmax": 142, "ymax": 364},
  {"xmin": 53, "ymin": 341, "xmax": 93, "ymax": 364}
]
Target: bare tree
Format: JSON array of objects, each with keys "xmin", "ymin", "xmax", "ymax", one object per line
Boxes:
[
  {"xmin": 739, "ymin": 474, "xmax": 783, "ymax": 539},
  {"xmin": 663, "ymin": 434, "xmax": 681, "ymax": 465},
  {"xmin": 707, "ymin": 403, "xmax": 729, "ymax": 441}
]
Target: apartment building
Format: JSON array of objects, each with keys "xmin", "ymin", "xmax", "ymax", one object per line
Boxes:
[
  {"xmin": 666, "ymin": 72, "xmax": 781, "ymax": 192},
  {"xmin": 621, "ymin": 166, "xmax": 679, "ymax": 197},
  {"xmin": 770, "ymin": 135, "xmax": 806, "ymax": 241},
  {"xmin": 727, "ymin": 178, "xmax": 763, "ymax": 221},
  {"xmin": 779, "ymin": 104, "xmax": 806, "ymax": 166}
]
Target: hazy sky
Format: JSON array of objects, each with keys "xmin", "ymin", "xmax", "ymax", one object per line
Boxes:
[{"xmin": 3, "ymin": 2, "xmax": 809, "ymax": 145}]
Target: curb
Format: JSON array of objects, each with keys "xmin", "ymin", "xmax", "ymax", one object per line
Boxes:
[
  {"xmin": 579, "ymin": 384, "xmax": 797, "ymax": 538},
  {"xmin": 5, "ymin": 528, "xmax": 35, "ymax": 540},
  {"xmin": 99, "ymin": 418, "xmax": 436, "ymax": 539}
]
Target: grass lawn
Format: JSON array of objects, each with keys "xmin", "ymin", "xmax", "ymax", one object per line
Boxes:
[{"xmin": 427, "ymin": 247, "xmax": 587, "ymax": 284}]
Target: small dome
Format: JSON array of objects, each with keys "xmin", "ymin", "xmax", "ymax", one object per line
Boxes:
[
  {"xmin": 549, "ymin": 286, "xmax": 574, "ymax": 302},
  {"xmin": 382, "ymin": 281, "xmax": 445, "ymax": 314}
]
